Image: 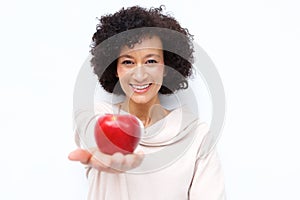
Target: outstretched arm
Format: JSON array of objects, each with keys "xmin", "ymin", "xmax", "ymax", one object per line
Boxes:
[{"xmin": 68, "ymin": 148, "xmax": 144, "ymax": 173}]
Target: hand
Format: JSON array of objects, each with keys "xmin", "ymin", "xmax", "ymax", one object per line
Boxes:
[{"xmin": 68, "ymin": 148, "xmax": 144, "ymax": 173}]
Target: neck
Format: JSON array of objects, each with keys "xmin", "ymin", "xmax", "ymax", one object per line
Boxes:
[{"xmin": 122, "ymin": 96, "xmax": 160, "ymax": 127}]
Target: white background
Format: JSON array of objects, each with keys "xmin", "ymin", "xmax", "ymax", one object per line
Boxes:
[{"xmin": 0, "ymin": 0, "xmax": 299, "ymax": 199}]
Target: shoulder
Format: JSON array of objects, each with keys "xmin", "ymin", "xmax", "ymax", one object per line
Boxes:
[{"xmin": 177, "ymin": 106, "xmax": 217, "ymax": 159}]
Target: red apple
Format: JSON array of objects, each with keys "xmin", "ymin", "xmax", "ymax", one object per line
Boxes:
[{"xmin": 94, "ymin": 114, "xmax": 142, "ymax": 155}]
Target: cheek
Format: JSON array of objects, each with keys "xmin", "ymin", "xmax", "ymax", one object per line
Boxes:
[
  {"xmin": 117, "ymin": 65, "xmax": 126, "ymax": 78},
  {"xmin": 153, "ymin": 67, "xmax": 165, "ymax": 82},
  {"xmin": 117, "ymin": 66, "xmax": 130, "ymax": 88},
  {"xmin": 116, "ymin": 67, "xmax": 126, "ymax": 94}
]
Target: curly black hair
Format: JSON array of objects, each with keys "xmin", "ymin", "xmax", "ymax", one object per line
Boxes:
[{"xmin": 90, "ymin": 5, "xmax": 194, "ymax": 94}]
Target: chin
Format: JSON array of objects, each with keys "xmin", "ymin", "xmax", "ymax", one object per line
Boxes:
[{"xmin": 130, "ymin": 96, "xmax": 152, "ymax": 105}]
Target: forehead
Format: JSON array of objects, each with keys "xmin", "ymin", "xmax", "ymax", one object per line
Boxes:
[{"xmin": 119, "ymin": 35, "xmax": 163, "ymax": 56}]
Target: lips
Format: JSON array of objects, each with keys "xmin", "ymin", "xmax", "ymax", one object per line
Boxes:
[{"xmin": 130, "ymin": 83, "xmax": 152, "ymax": 93}]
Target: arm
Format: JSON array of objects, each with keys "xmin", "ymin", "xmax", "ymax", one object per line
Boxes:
[
  {"xmin": 69, "ymin": 102, "xmax": 144, "ymax": 173},
  {"xmin": 68, "ymin": 148, "xmax": 144, "ymax": 173}
]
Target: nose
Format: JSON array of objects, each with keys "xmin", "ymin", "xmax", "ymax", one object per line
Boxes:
[{"xmin": 132, "ymin": 65, "xmax": 147, "ymax": 82}]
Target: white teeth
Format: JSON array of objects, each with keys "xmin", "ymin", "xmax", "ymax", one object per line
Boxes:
[{"xmin": 130, "ymin": 84, "xmax": 151, "ymax": 90}]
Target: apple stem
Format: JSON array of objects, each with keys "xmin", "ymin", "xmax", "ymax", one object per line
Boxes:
[{"xmin": 118, "ymin": 104, "xmax": 121, "ymax": 115}]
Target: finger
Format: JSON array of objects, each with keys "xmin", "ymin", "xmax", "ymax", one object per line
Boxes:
[
  {"xmin": 131, "ymin": 151, "xmax": 144, "ymax": 168},
  {"xmin": 110, "ymin": 152, "xmax": 126, "ymax": 172},
  {"xmin": 122, "ymin": 151, "xmax": 144, "ymax": 170},
  {"xmin": 68, "ymin": 149, "xmax": 92, "ymax": 164},
  {"xmin": 123, "ymin": 154, "xmax": 137, "ymax": 170},
  {"xmin": 92, "ymin": 150, "xmax": 112, "ymax": 166},
  {"xmin": 89, "ymin": 151, "xmax": 121, "ymax": 173},
  {"xmin": 89, "ymin": 155, "xmax": 112, "ymax": 172}
]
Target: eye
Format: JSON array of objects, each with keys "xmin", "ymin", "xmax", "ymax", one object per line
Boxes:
[
  {"xmin": 145, "ymin": 59, "xmax": 158, "ymax": 64},
  {"xmin": 121, "ymin": 60, "xmax": 134, "ymax": 65}
]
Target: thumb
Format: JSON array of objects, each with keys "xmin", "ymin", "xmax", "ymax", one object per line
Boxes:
[{"xmin": 68, "ymin": 149, "xmax": 92, "ymax": 164}]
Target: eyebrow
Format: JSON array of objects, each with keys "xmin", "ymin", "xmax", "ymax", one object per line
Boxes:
[
  {"xmin": 118, "ymin": 54, "xmax": 162, "ymax": 59},
  {"xmin": 118, "ymin": 55, "xmax": 134, "ymax": 59},
  {"xmin": 144, "ymin": 54, "xmax": 161, "ymax": 59}
]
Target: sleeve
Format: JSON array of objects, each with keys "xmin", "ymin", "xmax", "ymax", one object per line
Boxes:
[
  {"xmin": 72, "ymin": 102, "xmax": 113, "ymax": 177},
  {"xmin": 73, "ymin": 102, "xmax": 113, "ymax": 149},
  {"xmin": 188, "ymin": 147, "xmax": 226, "ymax": 200},
  {"xmin": 73, "ymin": 108, "xmax": 100, "ymax": 149}
]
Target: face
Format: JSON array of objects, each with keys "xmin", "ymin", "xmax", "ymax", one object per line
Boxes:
[{"xmin": 117, "ymin": 36, "xmax": 165, "ymax": 106}]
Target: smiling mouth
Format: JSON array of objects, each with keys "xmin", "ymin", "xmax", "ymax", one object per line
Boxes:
[{"xmin": 130, "ymin": 83, "xmax": 152, "ymax": 91}]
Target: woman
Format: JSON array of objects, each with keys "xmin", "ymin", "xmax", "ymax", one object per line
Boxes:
[{"xmin": 69, "ymin": 5, "xmax": 226, "ymax": 200}]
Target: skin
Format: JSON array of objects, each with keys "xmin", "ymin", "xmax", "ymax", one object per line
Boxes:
[
  {"xmin": 69, "ymin": 36, "xmax": 169, "ymax": 173},
  {"xmin": 68, "ymin": 148, "xmax": 144, "ymax": 173},
  {"xmin": 117, "ymin": 35, "xmax": 169, "ymax": 127}
]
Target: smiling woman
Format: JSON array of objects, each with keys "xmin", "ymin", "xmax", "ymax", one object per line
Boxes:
[
  {"xmin": 69, "ymin": 5, "xmax": 226, "ymax": 200},
  {"xmin": 90, "ymin": 6, "xmax": 193, "ymax": 96},
  {"xmin": 116, "ymin": 36, "xmax": 166, "ymax": 123}
]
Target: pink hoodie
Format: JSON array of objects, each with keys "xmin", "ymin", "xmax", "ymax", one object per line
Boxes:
[{"xmin": 74, "ymin": 101, "xmax": 226, "ymax": 200}]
